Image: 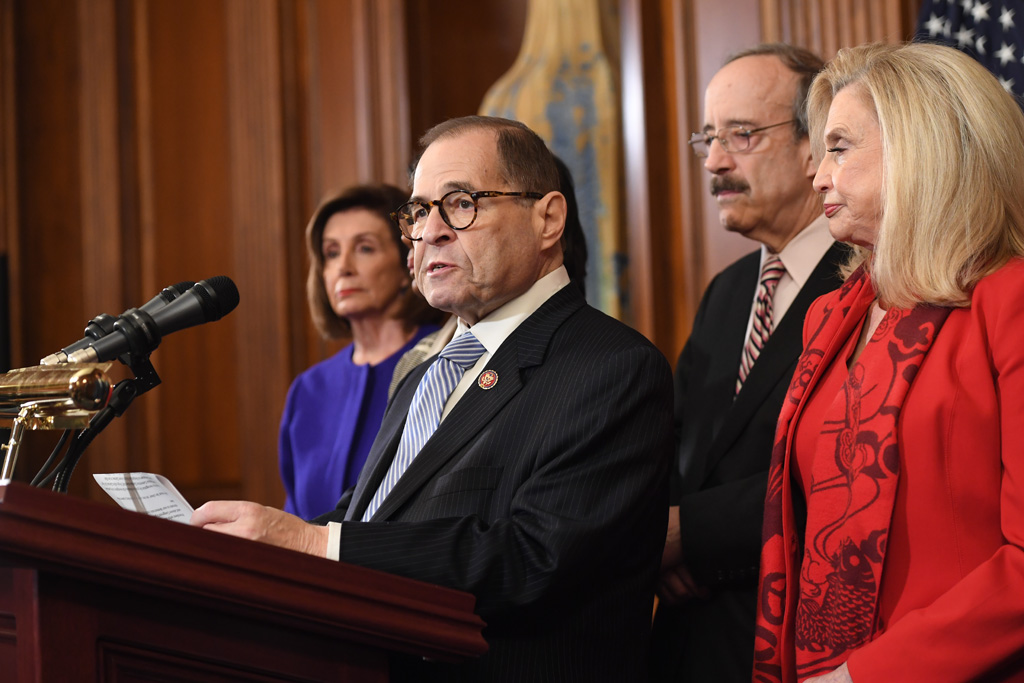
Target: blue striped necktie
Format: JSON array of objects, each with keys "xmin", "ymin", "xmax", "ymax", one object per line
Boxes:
[
  {"xmin": 736, "ymin": 254, "xmax": 785, "ymax": 394},
  {"xmin": 362, "ymin": 331, "xmax": 487, "ymax": 520}
]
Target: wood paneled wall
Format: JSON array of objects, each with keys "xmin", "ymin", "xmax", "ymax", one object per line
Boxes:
[
  {"xmin": 1, "ymin": 0, "xmax": 920, "ymax": 507},
  {"xmin": 0, "ymin": 0, "xmax": 524, "ymax": 507},
  {"xmin": 1, "ymin": 0, "xmax": 404, "ymax": 506},
  {"xmin": 404, "ymin": 0, "xmax": 527, "ymax": 157}
]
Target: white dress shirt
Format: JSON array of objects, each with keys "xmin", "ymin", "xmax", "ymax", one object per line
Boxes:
[{"xmin": 741, "ymin": 214, "xmax": 834, "ymax": 345}]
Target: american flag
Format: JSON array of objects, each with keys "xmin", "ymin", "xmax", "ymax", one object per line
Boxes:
[{"xmin": 914, "ymin": 0, "xmax": 1024, "ymax": 104}]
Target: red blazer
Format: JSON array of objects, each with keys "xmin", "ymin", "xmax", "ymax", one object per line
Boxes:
[{"xmin": 791, "ymin": 259, "xmax": 1024, "ymax": 682}]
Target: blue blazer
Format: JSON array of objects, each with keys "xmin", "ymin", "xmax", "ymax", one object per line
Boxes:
[{"xmin": 279, "ymin": 327, "xmax": 436, "ymax": 519}]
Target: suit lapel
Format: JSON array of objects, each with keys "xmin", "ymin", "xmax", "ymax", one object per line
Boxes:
[
  {"xmin": 368, "ymin": 347, "xmax": 526, "ymax": 520},
  {"xmin": 676, "ymin": 253, "xmax": 760, "ymax": 492},
  {"xmin": 699, "ymin": 243, "xmax": 848, "ymax": 482},
  {"xmin": 355, "ymin": 285, "xmax": 586, "ymax": 522},
  {"xmin": 708, "ymin": 252, "xmax": 760, "ymax": 417}
]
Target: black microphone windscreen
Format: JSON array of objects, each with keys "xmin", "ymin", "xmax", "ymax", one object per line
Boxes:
[
  {"xmin": 192, "ymin": 276, "xmax": 240, "ymax": 321},
  {"xmin": 61, "ymin": 276, "xmax": 239, "ymax": 364}
]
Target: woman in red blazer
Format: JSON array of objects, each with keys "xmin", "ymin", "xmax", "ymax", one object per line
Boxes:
[{"xmin": 754, "ymin": 42, "xmax": 1024, "ymax": 683}]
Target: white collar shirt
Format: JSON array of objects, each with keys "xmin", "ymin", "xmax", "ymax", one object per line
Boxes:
[
  {"xmin": 746, "ymin": 213, "xmax": 834, "ymax": 340},
  {"xmin": 442, "ymin": 265, "xmax": 570, "ymax": 420}
]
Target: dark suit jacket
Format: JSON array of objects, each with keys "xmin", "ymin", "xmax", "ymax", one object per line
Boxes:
[
  {"xmin": 316, "ymin": 284, "xmax": 674, "ymax": 683},
  {"xmin": 650, "ymin": 242, "xmax": 847, "ymax": 683}
]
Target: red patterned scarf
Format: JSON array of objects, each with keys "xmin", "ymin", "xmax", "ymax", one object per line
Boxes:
[{"xmin": 753, "ymin": 267, "xmax": 950, "ymax": 682}]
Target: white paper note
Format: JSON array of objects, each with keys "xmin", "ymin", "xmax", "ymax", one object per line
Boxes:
[{"xmin": 93, "ymin": 472, "xmax": 194, "ymax": 523}]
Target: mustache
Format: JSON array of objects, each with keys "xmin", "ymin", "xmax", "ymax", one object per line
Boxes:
[{"xmin": 711, "ymin": 177, "xmax": 750, "ymax": 195}]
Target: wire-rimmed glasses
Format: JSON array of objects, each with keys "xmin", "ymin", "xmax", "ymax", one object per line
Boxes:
[
  {"xmin": 390, "ymin": 189, "xmax": 544, "ymax": 241},
  {"xmin": 687, "ymin": 120, "xmax": 795, "ymax": 158}
]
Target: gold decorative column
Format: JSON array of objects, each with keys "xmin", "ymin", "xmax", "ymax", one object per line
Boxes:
[{"xmin": 480, "ymin": 0, "xmax": 623, "ymax": 318}]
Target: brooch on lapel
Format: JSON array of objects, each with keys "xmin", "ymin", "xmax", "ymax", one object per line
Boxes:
[{"xmin": 477, "ymin": 370, "xmax": 498, "ymax": 390}]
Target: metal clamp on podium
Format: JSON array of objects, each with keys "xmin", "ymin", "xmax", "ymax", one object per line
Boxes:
[{"xmin": 0, "ymin": 363, "xmax": 113, "ymax": 484}]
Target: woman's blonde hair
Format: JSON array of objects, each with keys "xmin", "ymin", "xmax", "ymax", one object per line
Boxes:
[{"xmin": 807, "ymin": 42, "xmax": 1024, "ymax": 307}]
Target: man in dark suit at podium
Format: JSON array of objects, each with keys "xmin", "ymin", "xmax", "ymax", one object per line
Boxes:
[
  {"xmin": 193, "ymin": 115, "xmax": 674, "ymax": 682},
  {"xmin": 649, "ymin": 44, "xmax": 847, "ymax": 682}
]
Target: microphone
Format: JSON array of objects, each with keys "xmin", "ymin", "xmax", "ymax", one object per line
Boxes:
[
  {"xmin": 63, "ymin": 276, "xmax": 240, "ymax": 364},
  {"xmin": 138, "ymin": 280, "xmax": 198, "ymax": 314},
  {"xmin": 40, "ymin": 281, "xmax": 195, "ymax": 364}
]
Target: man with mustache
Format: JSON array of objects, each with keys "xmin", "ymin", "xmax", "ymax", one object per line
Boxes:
[{"xmin": 650, "ymin": 44, "xmax": 847, "ymax": 682}]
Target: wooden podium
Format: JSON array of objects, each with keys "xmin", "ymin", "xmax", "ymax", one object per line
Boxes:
[{"xmin": 0, "ymin": 482, "xmax": 487, "ymax": 682}]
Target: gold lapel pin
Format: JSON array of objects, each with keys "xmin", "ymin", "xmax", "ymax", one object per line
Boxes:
[{"xmin": 477, "ymin": 369, "xmax": 498, "ymax": 390}]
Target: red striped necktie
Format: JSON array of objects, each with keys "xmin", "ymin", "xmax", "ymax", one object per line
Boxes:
[{"xmin": 736, "ymin": 254, "xmax": 785, "ymax": 394}]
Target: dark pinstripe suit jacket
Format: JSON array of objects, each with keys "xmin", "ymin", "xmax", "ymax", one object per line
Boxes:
[
  {"xmin": 315, "ymin": 284, "xmax": 674, "ymax": 682},
  {"xmin": 650, "ymin": 242, "xmax": 847, "ymax": 682}
]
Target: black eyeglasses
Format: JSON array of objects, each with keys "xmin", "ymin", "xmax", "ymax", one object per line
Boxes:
[
  {"xmin": 390, "ymin": 189, "xmax": 544, "ymax": 241},
  {"xmin": 687, "ymin": 120, "xmax": 795, "ymax": 157}
]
